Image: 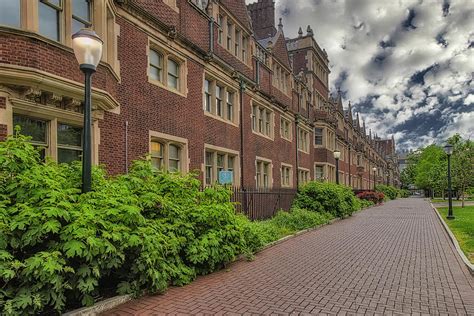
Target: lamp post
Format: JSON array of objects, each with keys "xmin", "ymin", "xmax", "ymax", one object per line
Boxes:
[
  {"xmin": 372, "ymin": 167, "xmax": 377, "ymax": 190},
  {"xmin": 334, "ymin": 150, "xmax": 341, "ymax": 184},
  {"xmin": 385, "ymin": 171, "xmax": 389, "ymax": 186},
  {"xmin": 444, "ymin": 144, "xmax": 454, "ymax": 219},
  {"xmin": 72, "ymin": 29, "xmax": 103, "ymax": 193}
]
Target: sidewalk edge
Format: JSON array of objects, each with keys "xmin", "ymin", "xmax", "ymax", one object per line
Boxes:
[{"xmin": 430, "ymin": 203, "xmax": 474, "ymax": 276}]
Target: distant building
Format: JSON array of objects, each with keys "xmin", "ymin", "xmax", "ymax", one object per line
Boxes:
[{"xmin": 0, "ymin": 0, "xmax": 399, "ymax": 189}]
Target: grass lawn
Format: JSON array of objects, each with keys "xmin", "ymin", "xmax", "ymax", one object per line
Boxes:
[
  {"xmin": 431, "ymin": 198, "xmax": 474, "ymax": 203},
  {"xmin": 437, "ymin": 206, "xmax": 474, "ymax": 264}
]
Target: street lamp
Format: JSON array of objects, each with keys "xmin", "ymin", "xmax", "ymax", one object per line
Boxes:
[
  {"xmin": 444, "ymin": 144, "xmax": 454, "ymax": 219},
  {"xmin": 385, "ymin": 171, "xmax": 389, "ymax": 186},
  {"xmin": 72, "ymin": 29, "xmax": 103, "ymax": 193},
  {"xmin": 334, "ymin": 150, "xmax": 341, "ymax": 184},
  {"xmin": 372, "ymin": 167, "xmax": 377, "ymax": 190}
]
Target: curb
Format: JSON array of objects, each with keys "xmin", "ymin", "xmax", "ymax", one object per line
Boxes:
[
  {"xmin": 430, "ymin": 203, "xmax": 474, "ymax": 276},
  {"xmin": 63, "ymin": 295, "xmax": 132, "ymax": 316}
]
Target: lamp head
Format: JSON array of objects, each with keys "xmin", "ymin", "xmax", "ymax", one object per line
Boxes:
[
  {"xmin": 72, "ymin": 29, "xmax": 103, "ymax": 71},
  {"xmin": 444, "ymin": 144, "xmax": 453, "ymax": 156},
  {"xmin": 333, "ymin": 150, "xmax": 341, "ymax": 160},
  {"xmin": 372, "ymin": 167, "xmax": 377, "ymax": 172}
]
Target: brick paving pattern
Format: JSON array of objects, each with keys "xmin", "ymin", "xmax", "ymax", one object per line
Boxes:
[{"xmin": 106, "ymin": 199, "xmax": 474, "ymax": 315}]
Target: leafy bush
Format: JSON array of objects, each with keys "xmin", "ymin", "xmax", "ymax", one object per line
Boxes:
[
  {"xmin": 358, "ymin": 198, "xmax": 375, "ymax": 209},
  {"xmin": 293, "ymin": 182, "xmax": 361, "ymax": 218},
  {"xmin": 243, "ymin": 208, "xmax": 333, "ymax": 251},
  {"xmin": 398, "ymin": 189, "xmax": 410, "ymax": 198},
  {"xmin": 0, "ymin": 134, "xmax": 256, "ymax": 314},
  {"xmin": 375, "ymin": 184, "xmax": 398, "ymax": 200},
  {"xmin": 356, "ymin": 191, "xmax": 385, "ymax": 204}
]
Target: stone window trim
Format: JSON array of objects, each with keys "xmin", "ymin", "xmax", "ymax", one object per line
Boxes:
[
  {"xmin": 216, "ymin": 6, "xmax": 251, "ymax": 65},
  {"xmin": 203, "ymin": 144, "xmax": 240, "ymax": 187},
  {"xmin": 314, "ymin": 164, "xmax": 325, "ymax": 182},
  {"xmin": 280, "ymin": 116, "xmax": 292, "ymax": 142},
  {"xmin": 7, "ymin": 97, "xmax": 100, "ymax": 164},
  {"xmin": 297, "ymin": 167, "xmax": 311, "ymax": 185},
  {"xmin": 297, "ymin": 126, "xmax": 310, "ymax": 154},
  {"xmin": 255, "ymin": 156, "xmax": 273, "ymax": 189},
  {"xmin": 251, "ymin": 100, "xmax": 274, "ymax": 141},
  {"xmin": 147, "ymin": 38, "xmax": 188, "ymax": 97},
  {"xmin": 271, "ymin": 60, "xmax": 291, "ymax": 97},
  {"xmin": 162, "ymin": 0, "xmax": 179, "ymax": 13},
  {"xmin": 203, "ymin": 74, "xmax": 239, "ymax": 127},
  {"xmin": 280, "ymin": 162, "xmax": 293, "ymax": 188},
  {"xmin": 149, "ymin": 130, "xmax": 189, "ymax": 173},
  {"xmin": 0, "ymin": 0, "xmax": 121, "ymax": 79}
]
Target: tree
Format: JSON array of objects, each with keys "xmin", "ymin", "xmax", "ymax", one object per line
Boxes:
[
  {"xmin": 448, "ymin": 134, "xmax": 474, "ymax": 207},
  {"xmin": 414, "ymin": 145, "xmax": 447, "ymax": 198}
]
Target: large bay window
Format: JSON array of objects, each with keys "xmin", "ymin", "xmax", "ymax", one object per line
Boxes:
[
  {"xmin": 315, "ymin": 165, "xmax": 325, "ymax": 181},
  {"xmin": 204, "ymin": 148, "xmax": 238, "ymax": 185},
  {"xmin": 39, "ymin": 0, "xmax": 62, "ymax": 41},
  {"xmin": 315, "ymin": 127, "xmax": 323, "ymax": 145},
  {"xmin": 252, "ymin": 102, "xmax": 273, "ymax": 138},
  {"xmin": 218, "ymin": 9, "xmax": 250, "ymax": 63},
  {"xmin": 298, "ymin": 168, "xmax": 310, "ymax": 185},
  {"xmin": 13, "ymin": 114, "xmax": 83, "ymax": 163},
  {"xmin": 0, "ymin": 0, "xmax": 21, "ymax": 28},
  {"xmin": 204, "ymin": 76, "xmax": 238, "ymax": 124},
  {"xmin": 72, "ymin": 0, "xmax": 92, "ymax": 34}
]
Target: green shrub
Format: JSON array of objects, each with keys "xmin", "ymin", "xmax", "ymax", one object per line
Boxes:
[
  {"xmin": 358, "ymin": 198, "xmax": 375, "ymax": 209},
  {"xmin": 398, "ymin": 189, "xmax": 410, "ymax": 198},
  {"xmin": 0, "ymin": 134, "xmax": 255, "ymax": 314},
  {"xmin": 293, "ymin": 182, "xmax": 360, "ymax": 218},
  {"xmin": 375, "ymin": 184, "xmax": 398, "ymax": 200}
]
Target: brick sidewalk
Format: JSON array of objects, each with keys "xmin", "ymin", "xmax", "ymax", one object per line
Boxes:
[{"xmin": 106, "ymin": 199, "xmax": 474, "ymax": 315}]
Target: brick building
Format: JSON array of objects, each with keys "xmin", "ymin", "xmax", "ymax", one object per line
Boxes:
[{"xmin": 0, "ymin": 0, "xmax": 399, "ymax": 190}]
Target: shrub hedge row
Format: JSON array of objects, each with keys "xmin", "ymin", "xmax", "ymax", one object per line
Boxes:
[{"xmin": 0, "ymin": 134, "xmax": 381, "ymax": 314}]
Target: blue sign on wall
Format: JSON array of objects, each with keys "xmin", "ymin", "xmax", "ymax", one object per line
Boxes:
[{"xmin": 219, "ymin": 171, "xmax": 233, "ymax": 185}]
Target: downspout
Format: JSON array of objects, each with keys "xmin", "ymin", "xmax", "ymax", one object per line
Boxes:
[
  {"xmin": 255, "ymin": 59, "xmax": 260, "ymax": 86},
  {"xmin": 348, "ymin": 144, "xmax": 351, "ymax": 187},
  {"xmin": 239, "ymin": 79, "xmax": 248, "ymax": 213},
  {"xmin": 295, "ymin": 92, "xmax": 301, "ymax": 189},
  {"xmin": 125, "ymin": 121, "xmax": 129, "ymax": 173},
  {"xmin": 209, "ymin": 16, "xmax": 214, "ymax": 55}
]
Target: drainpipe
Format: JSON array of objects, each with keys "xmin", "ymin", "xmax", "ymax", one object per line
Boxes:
[
  {"xmin": 125, "ymin": 120, "xmax": 129, "ymax": 173},
  {"xmin": 255, "ymin": 59, "xmax": 260, "ymax": 86},
  {"xmin": 209, "ymin": 17, "xmax": 214, "ymax": 54},
  {"xmin": 295, "ymin": 114, "xmax": 300, "ymax": 189},
  {"xmin": 348, "ymin": 144, "xmax": 351, "ymax": 187},
  {"xmin": 239, "ymin": 79, "xmax": 247, "ymax": 212}
]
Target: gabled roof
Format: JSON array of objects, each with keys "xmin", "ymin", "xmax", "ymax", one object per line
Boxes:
[
  {"xmin": 257, "ymin": 19, "xmax": 292, "ymax": 70},
  {"xmin": 220, "ymin": 0, "xmax": 252, "ymax": 31}
]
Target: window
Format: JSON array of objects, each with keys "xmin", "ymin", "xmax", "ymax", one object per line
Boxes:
[
  {"xmin": 298, "ymin": 169, "xmax": 310, "ymax": 185},
  {"xmin": 226, "ymin": 91, "xmax": 234, "ymax": 121},
  {"xmin": 234, "ymin": 29, "xmax": 240, "ymax": 57},
  {"xmin": 280, "ymin": 117, "xmax": 291, "ymax": 141},
  {"xmin": 57, "ymin": 123, "xmax": 82, "ymax": 163},
  {"xmin": 256, "ymin": 160, "xmax": 272, "ymax": 188},
  {"xmin": 148, "ymin": 44, "xmax": 185, "ymax": 95},
  {"xmin": 315, "ymin": 165, "xmax": 324, "ymax": 181},
  {"xmin": 226, "ymin": 22, "xmax": 232, "ymax": 50},
  {"xmin": 39, "ymin": 0, "xmax": 62, "ymax": 41},
  {"xmin": 204, "ymin": 79, "xmax": 211, "ymax": 112},
  {"xmin": 13, "ymin": 114, "xmax": 48, "ymax": 159},
  {"xmin": 216, "ymin": 85, "xmax": 223, "ymax": 117},
  {"xmin": 252, "ymin": 103, "xmax": 273, "ymax": 138},
  {"xmin": 314, "ymin": 127, "xmax": 323, "ymax": 145},
  {"xmin": 167, "ymin": 59, "xmax": 179, "ymax": 90},
  {"xmin": 204, "ymin": 77, "xmax": 237, "ymax": 124},
  {"xmin": 72, "ymin": 0, "xmax": 92, "ymax": 34},
  {"xmin": 149, "ymin": 50, "xmax": 163, "ymax": 81},
  {"xmin": 150, "ymin": 138, "xmax": 184, "ymax": 172},
  {"xmin": 281, "ymin": 165, "xmax": 292, "ymax": 187},
  {"xmin": 13, "ymin": 114, "xmax": 83, "ymax": 163},
  {"xmin": 205, "ymin": 149, "xmax": 237, "ymax": 185},
  {"xmin": 242, "ymin": 36, "xmax": 248, "ymax": 62},
  {"xmin": 298, "ymin": 128, "xmax": 309, "ymax": 153},
  {"xmin": 0, "ymin": 0, "xmax": 21, "ymax": 27},
  {"xmin": 217, "ymin": 14, "xmax": 223, "ymax": 44}
]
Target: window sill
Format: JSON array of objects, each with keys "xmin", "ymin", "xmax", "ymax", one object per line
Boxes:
[
  {"xmin": 252, "ymin": 130, "xmax": 274, "ymax": 141},
  {"xmin": 298, "ymin": 149, "xmax": 310, "ymax": 154},
  {"xmin": 204, "ymin": 111, "xmax": 239, "ymax": 127},
  {"xmin": 148, "ymin": 77, "xmax": 187, "ymax": 98},
  {"xmin": 280, "ymin": 136, "xmax": 292, "ymax": 143}
]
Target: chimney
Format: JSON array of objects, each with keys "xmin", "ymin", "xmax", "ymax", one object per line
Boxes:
[{"xmin": 247, "ymin": 0, "xmax": 277, "ymax": 39}]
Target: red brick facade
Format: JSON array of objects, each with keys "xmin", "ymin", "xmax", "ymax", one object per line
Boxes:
[{"xmin": 0, "ymin": 0, "xmax": 399, "ymax": 188}]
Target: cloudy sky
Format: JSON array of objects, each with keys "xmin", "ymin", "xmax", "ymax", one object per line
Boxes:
[{"xmin": 248, "ymin": 0, "xmax": 474, "ymax": 150}]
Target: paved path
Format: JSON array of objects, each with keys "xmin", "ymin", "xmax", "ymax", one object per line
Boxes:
[{"xmin": 107, "ymin": 198, "xmax": 474, "ymax": 315}]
